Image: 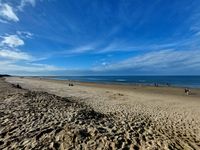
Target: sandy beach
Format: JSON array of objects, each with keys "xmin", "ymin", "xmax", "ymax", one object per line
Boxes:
[{"xmin": 0, "ymin": 77, "xmax": 200, "ymax": 149}]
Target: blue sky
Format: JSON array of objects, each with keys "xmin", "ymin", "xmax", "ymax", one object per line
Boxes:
[{"xmin": 0, "ymin": 0, "xmax": 200, "ymax": 75}]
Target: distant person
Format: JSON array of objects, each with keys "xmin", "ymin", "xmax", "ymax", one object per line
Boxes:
[
  {"xmin": 184, "ymin": 88, "xmax": 190, "ymax": 95},
  {"xmin": 154, "ymin": 83, "xmax": 158, "ymax": 87},
  {"xmin": 69, "ymin": 83, "xmax": 74, "ymax": 86}
]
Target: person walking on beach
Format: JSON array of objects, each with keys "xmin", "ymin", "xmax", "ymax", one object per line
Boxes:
[{"xmin": 184, "ymin": 88, "xmax": 190, "ymax": 95}]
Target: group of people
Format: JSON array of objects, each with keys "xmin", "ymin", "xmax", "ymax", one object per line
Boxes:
[
  {"xmin": 154, "ymin": 82, "xmax": 191, "ymax": 95},
  {"xmin": 154, "ymin": 83, "xmax": 170, "ymax": 87},
  {"xmin": 68, "ymin": 83, "xmax": 74, "ymax": 86}
]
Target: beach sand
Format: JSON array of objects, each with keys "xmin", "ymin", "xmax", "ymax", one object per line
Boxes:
[{"xmin": 1, "ymin": 77, "xmax": 200, "ymax": 149}]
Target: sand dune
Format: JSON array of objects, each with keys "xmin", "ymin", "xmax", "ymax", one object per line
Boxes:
[{"xmin": 1, "ymin": 77, "xmax": 200, "ymax": 149}]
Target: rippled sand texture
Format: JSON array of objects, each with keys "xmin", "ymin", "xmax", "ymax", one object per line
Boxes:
[{"xmin": 2, "ymin": 77, "xmax": 200, "ymax": 149}]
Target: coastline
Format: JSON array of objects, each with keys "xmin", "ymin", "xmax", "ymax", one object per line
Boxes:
[
  {"xmin": 15, "ymin": 76, "xmax": 200, "ymax": 98},
  {"xmin": 43, "ymin": 75, "xmax": 200, "ymax": 89}
]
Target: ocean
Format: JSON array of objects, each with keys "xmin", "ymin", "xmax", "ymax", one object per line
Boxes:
[{"xmin": 46, "ymin": 76, "xmax": 200, "ymax": 88}]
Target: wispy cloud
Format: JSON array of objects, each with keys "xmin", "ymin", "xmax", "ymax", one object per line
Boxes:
[
  {"xmin": 26, "ymin": 63, "xmax": 65, "ymax": 72},
  {"xmin": 0, "ymin": 18, "xmax": 8, "ymax": 23},
  {"xmin": 0, "ymin": 3, "xmax": 19, "ymax": 22},
  {"xmin": 0, "ymin": 33, "xmax": 47, "ymax": 62},
  {"xmin": 70, "ymin": 43, "xmax": 97, "ymax": 54},
  {"xmin": 0, "ymin": 60, "xmax": 66, "ymax": 75},
  {"xmin": 1, "ymin": 35, "xmax": 24, "ymax": 47},
  {"xmin": 0, "ymin": 49, "xmax": 32, "ymax": 60},
  {"xmin": 0, "ymin": 0, "xmax": 38, "ymax": 23},
  {"xmin": 100, "ymin": 42, "xmax": 176, "ymax": 53},
  {"xmin": 72, "ymin": 46, "xmax": 93, "ymax": 53},
  {"xmin": 16, "ymin": 31, "xmax": 33, "ymax": 39},
  {"xmin": 0, "ymin": 34, "xmax": 29, "ymax": 60},
  {"xmin": 59, "ymin": 40, "xmax": 180, "ymax": 56},
  {"xmin": 18, "ymin": 0, "xmax": 36, "ymax": 11},
  {"xmin": 94, "ymin": 49, "xmax": 200, "ymax": 74},
  {"xmin": 60, "ymin": 35, "xmax": 193, "ymax": 56},
  {"xmin": 57, "ymin": 42, "xmax": 101, "ymax": 55}
]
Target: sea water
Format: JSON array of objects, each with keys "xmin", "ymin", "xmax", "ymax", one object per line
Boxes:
[{"xmin": 46, "ymin": 76, "xmax": 200, "ymax": 88}]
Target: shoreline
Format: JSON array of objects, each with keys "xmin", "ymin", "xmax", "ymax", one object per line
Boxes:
[
  {"xmin": 39, "ymin": 75, "xmax": 200, "ymax": 89},
  {"xmin": 18, "ymin": 76, "xmax": 200, "ymax": 98},
  {"xmin": 14, "ymin": 75, "xmax": 200, "ymax": 89}
]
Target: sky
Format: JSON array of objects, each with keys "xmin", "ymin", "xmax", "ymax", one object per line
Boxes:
[{"xmin": 0, "ymin": 0, "xmax": 200, "ymax": 75}]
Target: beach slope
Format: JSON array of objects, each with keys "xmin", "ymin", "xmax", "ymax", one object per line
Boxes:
[{"xmin": 1, "ymin": 77, "xmax": 200, "ymax": 149}]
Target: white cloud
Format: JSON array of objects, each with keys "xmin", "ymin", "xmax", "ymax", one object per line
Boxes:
[
  {"xmin": 101, "ymin": 62, "xmax": 107, "ymax": 66},
  {"xmin": 0, "ymin": 18, "xmax": 8, "ymax": 23},
  {"xmin": 1, "ymin": 35, "xmax": 24, "ymax": 47},
  {"xmin": 0, "ymin": 61, "xmax": 65, "ymax": 75},
  {"xmin": 18, "ymin": 0, "xmax": 36, "ymax": 11},
  {"xmin": 94, "ymin": 49, "xmax": 200, "ymax": 73},
  {"xmin": 0, "ymin": 60, "xmax": 12, "ymax": 66},
  {"xmin": 0, "ymin": 0, "xmax": 38, "ymax": 23},
  {"xmin": 0, "ymin": 49, "xmax": 33, "ymax": 60},
  {"xmin": 17, "ymin": 31, "xmax": 33, "ymax": 39},
  {"xmin": 0, "ymin": 3, "xmax": 19, "ymax": 22},
  {"xmin": 99, "ymin": 41, "xmax": 181, "ymax": 53},
  {"xmin": 26, "ymin": 63, "xmax": 65, "ymax": 71},
  {"xmin": 70, "ymin": 43, "xmax": 96, "ymax": 54}
]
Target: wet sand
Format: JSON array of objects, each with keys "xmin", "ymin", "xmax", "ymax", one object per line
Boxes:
[{"xmin": 1, "ymin": 77, "xmax": 200, "ymax": 149}]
